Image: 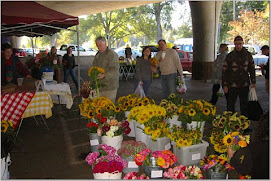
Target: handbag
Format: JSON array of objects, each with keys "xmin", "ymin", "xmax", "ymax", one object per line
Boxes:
[
  {"xmin": 176, "ymin": 76, "xmax": 187, "ymax": 94},
  {"xmin": 247, "ymin": 88, "xmax": 263, "ymax": 121}
]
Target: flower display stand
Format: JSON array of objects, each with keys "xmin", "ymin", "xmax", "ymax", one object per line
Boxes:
[
  {"xmin": 89, "ymin": 133, "xmax": 101, "ymax": 153},
  {"xmin": 123, "ymin": 156, "xmax": 139, "ymax": 173},
  {"xmin": 172, "ymin": 140, "xmax": 209, "ymax": 166},
  {"xmin": 147, "ymin": 136, "xmax": 171, "ymax": 152},
  {"xmin": 101, "ymin": 135, "xmax": 123, "ymax": 151},
  {"xmin": 186, "ymin": 121, "xmax": 205, "ymax": 135},
  {"xmin": 134, "ymin": 122, "xmax": 148, "ymax": 145},
  {"xmin": 1, "ymin": 153, "xmax": 10, "ymax": 179},
  {"xmin": 207, "ymin": 169, "xmax": 227, "ymax": 179},
  {"xmin": 125, "ymin": 111, "xmax": 135, "ymax": 137},
  {"xmin": 167, "ymin": 115, "xmax": 181, "ymax": 128},
  {"xmin": 93, "ymin": 172, "xmax": 122, "ymax": 179}
]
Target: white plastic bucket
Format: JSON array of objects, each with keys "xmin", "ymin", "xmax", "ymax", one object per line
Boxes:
[
  {"xmin": 101, "ymin": 135, "xmax": 123, "ymax": 151},
  {"xmin": 134, "ymin": 122, "xmax": 148, "ymax": 145},
  {"xmin": 147, "ymin": 136, "xmax": 171, "ymax": 152},
  {"xmin": 167, "ymin": 115, "xmax": 181, "ymax": 128},
  {"xmin": 1, "ymin": 154, "xmax": 10, "ymax": 180},
  {"xmin": 93, "ymin": 172, "xmax": 122, "ymax": 179},
  {"xmin": 186, "ymin": 121, "xmax": 205, "ymax": 135}
]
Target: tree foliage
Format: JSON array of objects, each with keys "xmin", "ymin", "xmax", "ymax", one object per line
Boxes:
[
  {"xmin": 227, "ymin": 4, "xmax": 269, "ymax": 45},
  {"xmin": 219, "ymin": 0, "xmax": 268, "ymax": 43}
]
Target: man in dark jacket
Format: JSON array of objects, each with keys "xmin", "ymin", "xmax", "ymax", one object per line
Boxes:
[
  {"xmin": 260, "ymin": 45, "xmax": 269, "ymax": 94},
  {"xmin": 222, "ymin": 36, "xmax": 256, "ymax": 117}
]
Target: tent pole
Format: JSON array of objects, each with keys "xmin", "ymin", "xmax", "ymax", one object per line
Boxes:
[
  {"xmin": 31, "ymin": 37, "xmax": 34, "ymax": 57},
  {"xmin": 76, "ymin": 25, "xmax": 80, "ymax": 94}
]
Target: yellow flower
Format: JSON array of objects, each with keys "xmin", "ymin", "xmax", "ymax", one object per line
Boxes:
[
  {"xmin": 169, "ymin": 93, "xmax": 176, "ymax": 99},
  {"xmin": 95, "ymin": 107, "xmax": 102, "ymax": 115},
  {"xmin": 230, "ymin": 132, "xmax": 239, "ymax": 137},
  {"xmin": 114, "ymin": 106, "xmax": 121, "ymax": 113},
  {"xmin": 223, "ymin": 134, "xmax": 233, "ymax": 146},
  {"xmin": 211, "ymin": 106, "xmax": 216, "ymax": 116},
  {"xmin": 144, "ymin": 127, "xmax": 152, "ymax": 135},
  {"xmin": 209, "ymin": 136, "xmax": 215, "ymax": 144},
  {"xmin": 202, "ymin": 108, "xmax": 210, "ymax": 116},
  {"xmin": 1, "ymin": 121, "xmax": 9, "ymax": 133},
  {"xmin": 178, "ymin": 106, "xmax": 184, "ymax": 113},
  {"xmin": 196, "ymin": 100, "xmax": 203, "ymax": 111},
  {"xmin": 87, "ymin": 110, "xmax": 94, "ymax": 119},
  {"xmin": 109, "ymin": 119, "xmax": 118, "ymax": 126},
  {"xmin": 157, "ymin": 157, "xmax": 165, "ymax": 167},
  {"xmin": 188, "ymin": 109, "xmax": 196, "ymax": 117}
]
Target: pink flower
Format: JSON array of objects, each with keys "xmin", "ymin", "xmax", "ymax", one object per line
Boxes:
[
  {"xmin": 139, "ymin": 149, "xmax": 151, "ymax": 156},
  {"xmin": 134, "ymin": 154, "xmax": 146, "ymax": 166},
  {"xmin": 85, "ymin": 152, "xmax": 99, "ymax": 165}
]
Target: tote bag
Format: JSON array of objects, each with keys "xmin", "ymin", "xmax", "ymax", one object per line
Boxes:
[{"xmin": 248, "ymin": 88, "xmax": 263, "ymax": 121}]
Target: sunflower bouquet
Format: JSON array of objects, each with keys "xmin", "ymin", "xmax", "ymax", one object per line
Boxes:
[
  {"xmin": 159, "ymin": 93, "xmax": 183, "ymax": 119},
  {"xmin": 88, "ymin": 66, "xmax": 105, "ymax": 97},
  {"xmin": 116, "ymin": 94, "xmax": 154, "ymax": 112},
  {"xmin": 168, "ymin": 125, "xmax": 203, "ymax": 147},
  {"xmin": 150, "ymin": 57, "xmax": 158, "ymax": 66},
  {"xmin": 79, "ymin": 97, "xmax": 116, "ymax": 133},
  {"xmin": 1, "ymin": 120, "xmax": 16, "ymax": 158},
  {"xmin": 177, "ymin": 99, "xmax": 216, "ymax": 125},
  {"xmin": 128, "ymin": 104, "xmax": 169, "ymax": 141},
  {"xmin": 210, "ymin": 111, "xmax": 250, "ymax": 153}
]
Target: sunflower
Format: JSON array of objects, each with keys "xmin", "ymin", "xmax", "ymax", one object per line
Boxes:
[
  {"xmin": 202, "ymin": 108, "xmax": 211, "ymax": 116},
  {"xmin": 1, "ymin": 122, "xmax": 9, "ymax": 133},
  {"xmin": 144, "ymin": 127, "xmax": 153, "ymax": 135},
  {"xmin": 188, "ymin": 109, "xmax": 196, "ymax": 117},
  {"xmin": 169, "ymin": 93, "xmax": 176, "ymax": 99},
  {"xmin": 114, "ymin": 106, "xmax": 121, "ymax": 113},
  {"xmin": 95, "ymin": 107, "xmax": 102, "ymax": 115},
  {"xmin": 223, "ymin": 134, "xmax": 233, "ymax": 146},
  {"xmin": 87, "ymin": 110, "xmax": 94, "ymax": 119},
  {"xmin": 106, "ymin": 106, "xmax": 112, "ymax": 111}
]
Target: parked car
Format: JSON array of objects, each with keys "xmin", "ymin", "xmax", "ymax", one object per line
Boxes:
[
  {"xmin": 58, "ymin": 44, "xmax": 96, "ymax": 56},
  {"xmin": 228, "ymin": 44, "xmax": 268, "ymax": 66},
  {"xmin": 114, "ymin": 48, "xmax": 142, "ymax": 60},
  {"xmin": 176, "ymin": 49, "xmax": 193, "ymax": 72}
]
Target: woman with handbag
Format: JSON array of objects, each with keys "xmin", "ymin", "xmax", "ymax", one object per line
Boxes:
[{"xmin": 134, "ymin": 46, "xmax": 156, "ymax": 97}]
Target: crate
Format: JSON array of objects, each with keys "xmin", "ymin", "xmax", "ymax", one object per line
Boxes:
[{"xmin": 172, "ymin": 140, "xmax": 209, "ymax": 166}]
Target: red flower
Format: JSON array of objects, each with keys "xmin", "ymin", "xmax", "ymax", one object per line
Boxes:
[
  {"xmin": 102, "ymin": 125, "xmax": 110, "ymax": 132},
  {"xmin": 124, "ymin": 127, "xmax": 131, "ymax": 135},
  {"xmin": 121, "ymin": 120, "xmax": 129, "ymax": 128},
  {"xmin": 100, "ymin": 117, "xmax": 107, "ymax": 124},
  {"xmin": 86, "ymin": 122, "xmax": 98, "ymax": 128},
  {"xmin": 96, "ymin": 114, "xmax": 101, "ymax": 120}
]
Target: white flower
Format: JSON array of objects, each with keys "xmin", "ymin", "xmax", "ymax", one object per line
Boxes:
[
  {"xmin": 106, "ymin": 130, "xmax": 114, "ymax": 138},
  {"xmin": 110, "ymin": 126, "xmax": 119, "ymax": 132},
  {"xmin": 53, "ymin": 60, "xmax": 57, "ymax": 64}
]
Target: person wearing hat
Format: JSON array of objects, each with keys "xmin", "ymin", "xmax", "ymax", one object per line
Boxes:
[
  {"xmin": 222, "ymin": 35, "xmax": 256, "ymax": 117},
  {"xmin": 260, "ymin": 45, "xmax": 269, "ymax": 94}
]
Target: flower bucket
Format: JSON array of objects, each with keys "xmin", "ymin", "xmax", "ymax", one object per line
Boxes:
[
  {"xmin": 208, "ymin": 169, "xmax": 227, "ymax": 179},
  {"xmin": 142, "ymin": 165, "xmax": 164, "ymax": 179},
  {"xmin": 89, "ymin": 133, "xmax": 101, "ymax": 153},
  {"xmin": 41, "ymin": 66, "xmax": 54, "ymax": 83},
  {"xmin": 125, "ymin": 111, "xmax": 135, "ymax": 137},
  {"xmin": 186, "ymin": 121, "xmax": 205, "ymax": 135},
  {"xmin": 134, "ymin": 122, "xmax": 148, "ymax": 145},
  {"xmin": 172, "ymin": 140, "xmax": 209, "ymax": 166},
  {"xmin": 147, "ymin": 136, "xmax": 171, "ymax": 152},
  {"xmin": 93, "ymin": 172, "xmax": 122, "ymax": 179},
  {"xmin": 101, "ymin": 135, "xmax": 123, "ymax": 151},
  {"xmin": 123, "ymin": 156, "xmax": 139, "ymax": 173},
  {"xmin": 167, "ymin": 115, "xmax": 181, "ymax": 128},
  {"xmin": 1, "ymin": 153, "xmax": 10, "ymax": 180}
]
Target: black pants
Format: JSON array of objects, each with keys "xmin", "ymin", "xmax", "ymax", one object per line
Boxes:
[
  {"xmin": 227, "ymin": 87, "xmax": 249, "ymax": 117},
  {"xmin": 210, "ymin": 84, "xmax": 229, "ymax": 105}
]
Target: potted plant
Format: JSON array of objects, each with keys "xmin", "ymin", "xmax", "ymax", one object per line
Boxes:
[
  {"xmin": 134, "ymin": 149, "xmax": 177, "ymax": 179},
  {"xmin": 168, "ymin": 125, "xmax": 209, "ymax": 166},
  {"xmin": 117, "ymin": 140, "xmax": 147, "ymax": 173},
  {"xmin": 85, "ymin": 144, "xmax": 127, "ymax": 179},
  {"xmin": 163, "ymin": 164, "xmax": 203, "ymax": 179},
  {"xmin": 159, "ymin": 93, "xmax": 183, "ymax": 127},
  {"xmin": 178, "ymin": 99, "xmax": 216, "ymax": 134},
  {"xmin": 101, "ymin": 119, "xmax": 131, "ymax": 151},
  {"xmin": 200, "ymin": 154, "xmax": 233, "ymax": 179},
  {"xmin": 210, "ymin": 111, "xmax": 250, "ymax": 154},
  {"xmin": 1, "ymin": 120, "xmax": 15, "ymax": 179},
  {"xmin": 123, "ymin": 172, "xmax": 149, "ymax": 180}
]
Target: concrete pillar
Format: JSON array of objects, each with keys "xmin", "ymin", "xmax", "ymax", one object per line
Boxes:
[
  {"xmin": 189, "ymin": 1, "xmax": 222, "ymax": 80},
  {"xmin": 9, "ymin": 36, "xmax": 22, "ymax": 48}
]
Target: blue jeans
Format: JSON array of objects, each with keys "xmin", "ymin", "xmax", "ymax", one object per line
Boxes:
[
  {"xmin": 63, "ymin": 68, "xmax": 78, "ymax": 89},
  {"xmin": 161, "ymin": 73, "xmax": 177, "ymax": 99},
  {"xmin": 134, "ymin": 80, "xmax": 151, "ymax": 97}
]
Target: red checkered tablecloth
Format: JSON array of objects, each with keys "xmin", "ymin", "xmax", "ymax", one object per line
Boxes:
[{"xmin": 1, "ymin": 91, "xmax": 35, "ymax": 128}]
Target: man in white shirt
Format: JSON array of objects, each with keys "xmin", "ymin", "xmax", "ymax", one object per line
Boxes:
[{"xmin": 156, "ymin": 39, "xmax": 183, "ymax": 98}]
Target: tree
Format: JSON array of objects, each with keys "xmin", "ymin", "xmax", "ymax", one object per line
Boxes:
[
  {"xmin": 227, "ymin": 5, "xmax": 269, "ymax": 45},
  {"xmin": 219, "ymin": 0, "xmax": 268, "ymax": 43}
]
